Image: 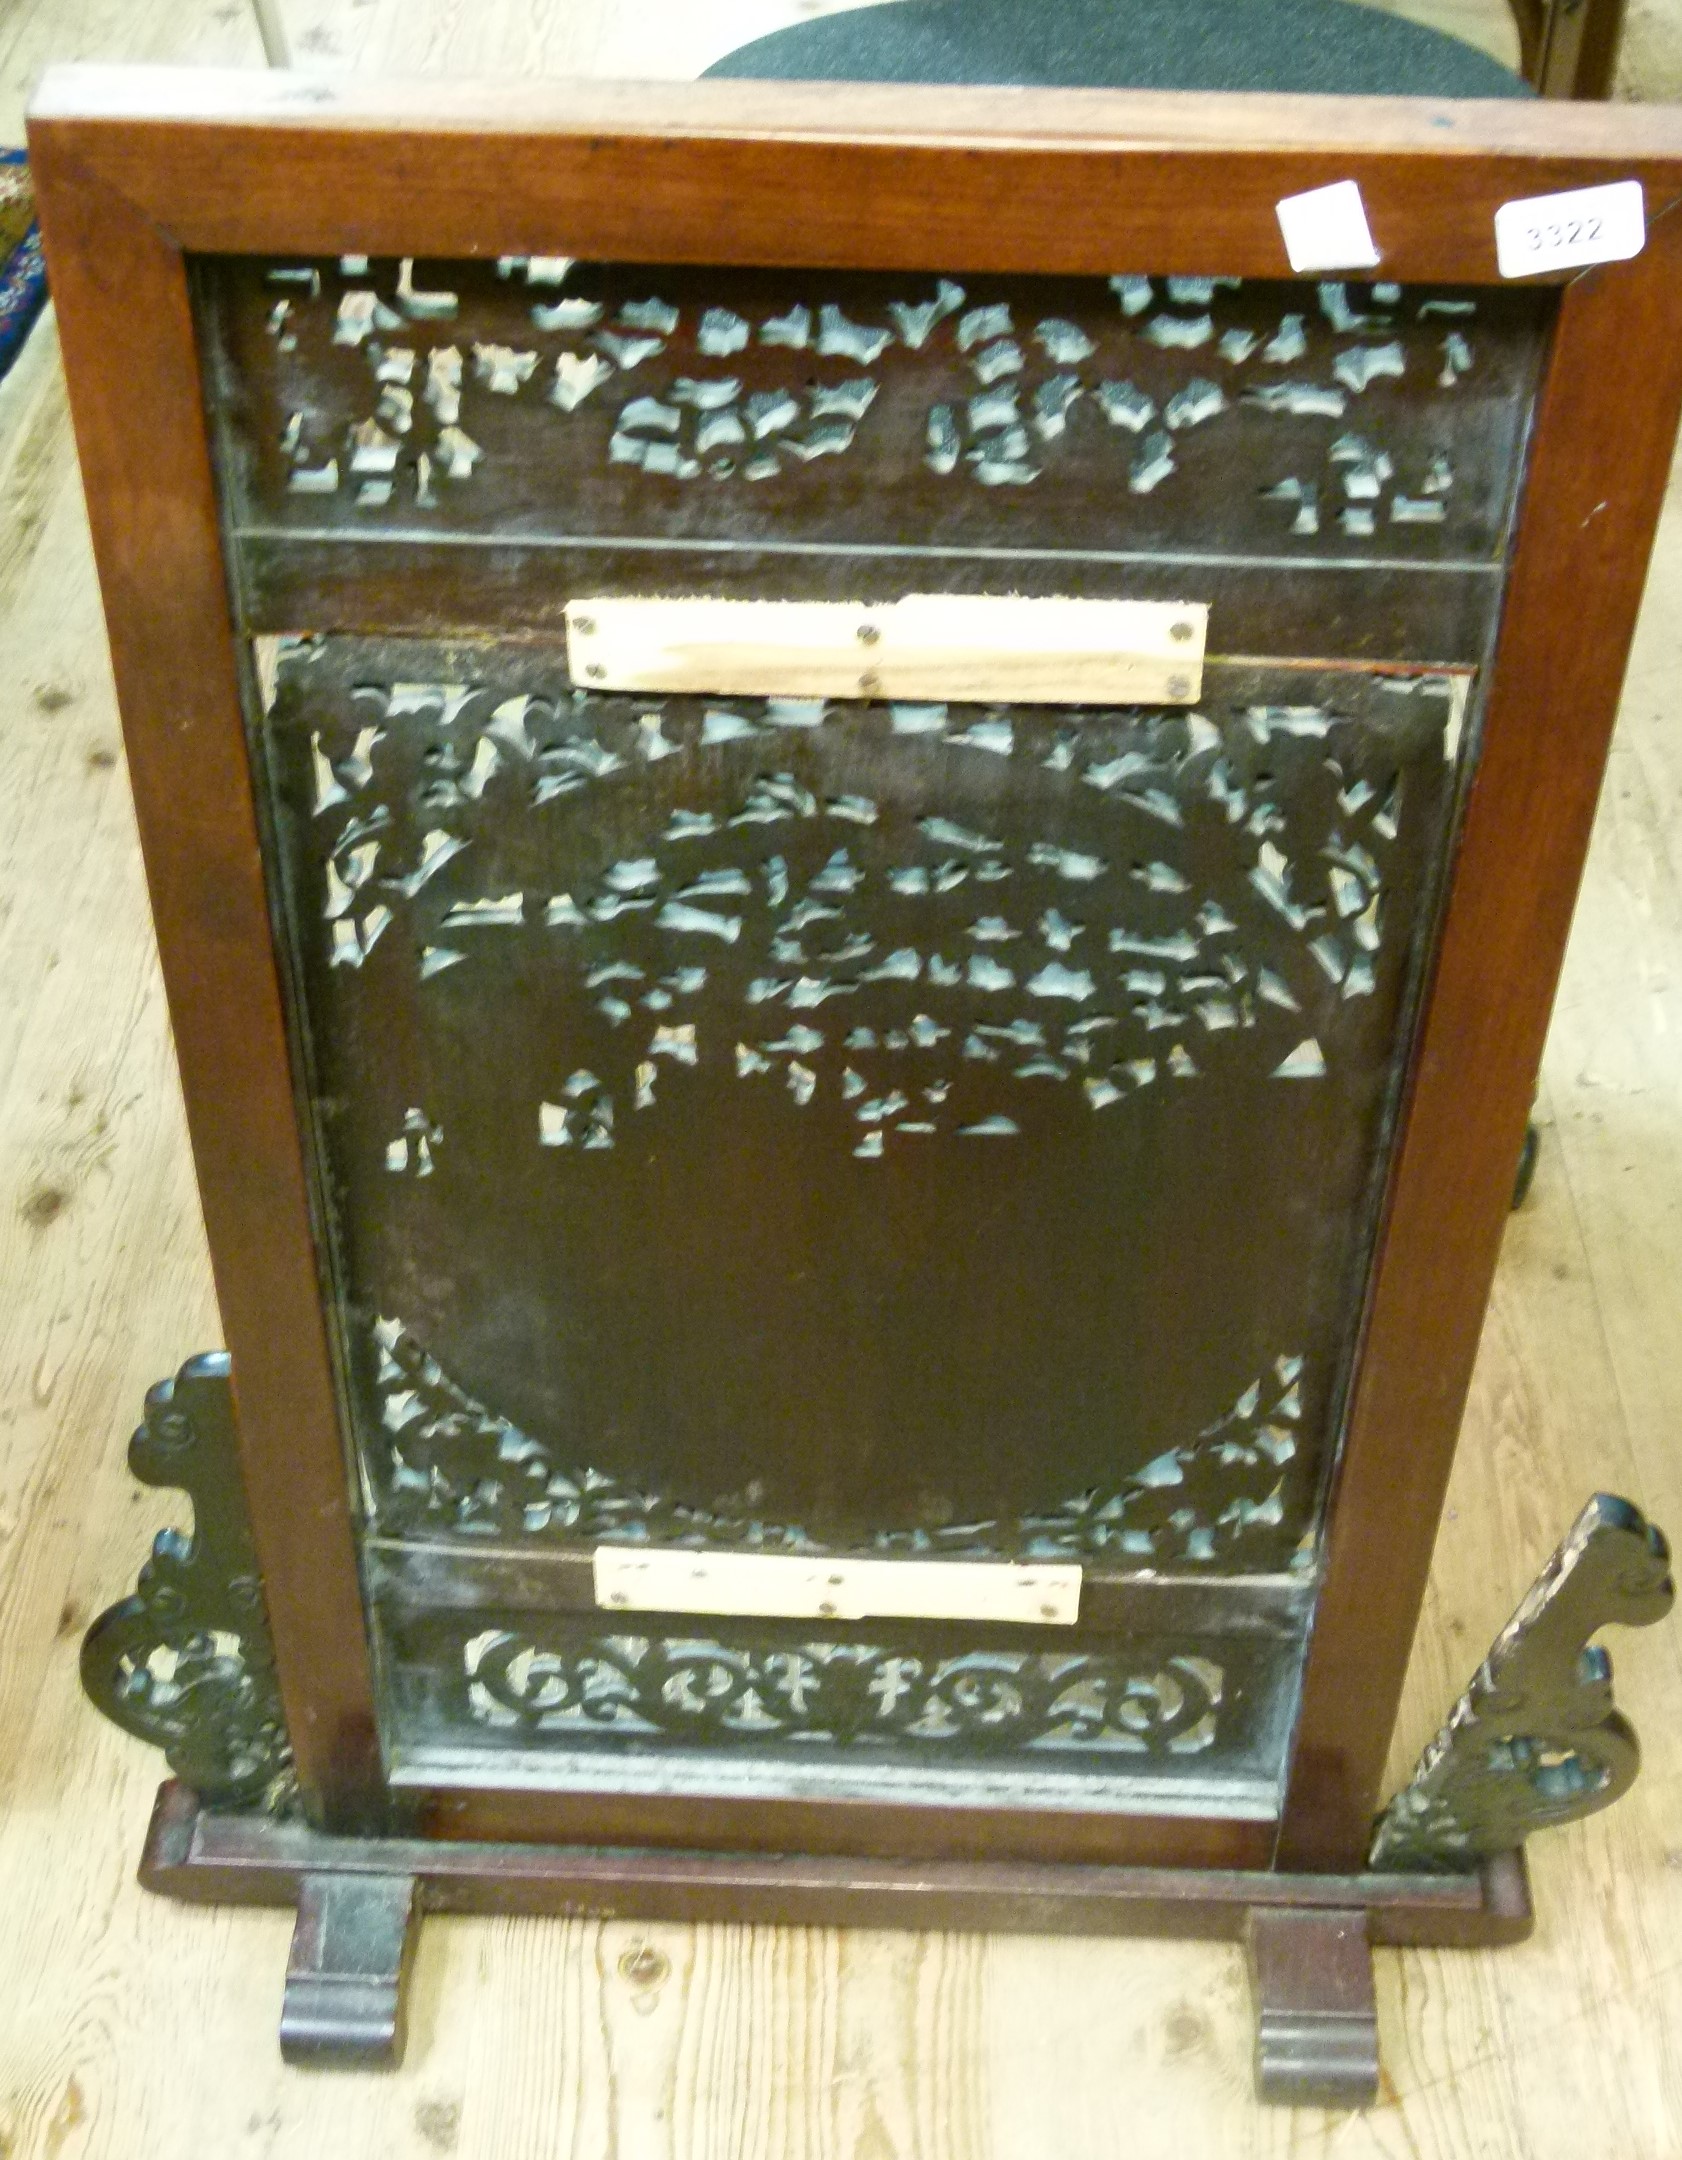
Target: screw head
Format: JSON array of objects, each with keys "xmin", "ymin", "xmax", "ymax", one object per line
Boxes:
[
  {"xmin": 1166, "ymin": 674, "xmax": 1191, "ymax": 700},
  {"xmin": 586, "ymin": 664, "xmax": 606, "ymax": 681},
  {"xmin": 858, "ymin": 670, "xmax": 881, "ymax": 695},
  {"xmin": 574, "ymin": 615, "xmax": 596, "ymax": 635},
  {"xmin": 1170, "ymin": 619, "xmax": 1194, "ymax": 643},
  {"xmin": 857, "ymin": 622, "xmax": 881, "ymax": 645}
]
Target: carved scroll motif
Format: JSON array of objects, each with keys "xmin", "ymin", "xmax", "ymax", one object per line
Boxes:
[
  {"xmin": 1370, "ymin": 1494, "xmax": 1673, "ymax": 1871},
  {"xmin": 79, "ymin": 1355, "xmax": 295, "ymax": 1809},
  {"xmin": 465, "ymin": 1627, "xmax": 1223, "ymax": 1755}
]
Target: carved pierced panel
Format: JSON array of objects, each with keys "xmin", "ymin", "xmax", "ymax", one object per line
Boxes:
[
  {"xmin": 464, "ymin": 1629, "xmax": 1224, "ymax": 1754},
  {"xmin": 263, "ymin": 638, "xmax": 1454, "ymax": 1570},
  {"xmin": 80, "ymin": 1356, "xmax": 294, "ymax": 1808},
  {"xmin": 205, "ymin": 258, "xmax": 1546, "ymax": 572},
  {"xmin": 186, "ymin": 250, "xmax": 1558, "ymax": 1804},
  {"xmin": 373, "ymin": 1599, "xmax": 1299, "ymax": 1788},
  {"xmin": 1371, "ymin": 1495, "xmax": 1674, "ymax": 1870},
  {"xmin": 368, "ymin": 1312, "xmax": 1306, "ymax": 1564}
]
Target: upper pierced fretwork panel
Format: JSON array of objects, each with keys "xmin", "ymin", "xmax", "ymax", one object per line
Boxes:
[{"xmin": 200, "ymin": 256, "xmax": 1550, "ymax": 594}]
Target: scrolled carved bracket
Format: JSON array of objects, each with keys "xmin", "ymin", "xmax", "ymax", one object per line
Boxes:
[
  {"xmin": 1371, "ymin": 1493, "xmax": 1673, "ymax": 1871},
  {"xmin": 80, "ymin": 1354, "xmax": 295, "ymax": 1809}
]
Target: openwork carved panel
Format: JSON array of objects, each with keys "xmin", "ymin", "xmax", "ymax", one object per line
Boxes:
[
  {"xmin": 368, "ymin": 1312, "xmax": 1308, "ymax": 1564},
  {"xmin": 263, "ymin": 640, "xmax": 1455, "ymax": 1571},
  {"xmin": 205, "ymin": 258, "xmax": 1546, "ymax": 568},
  {"xmin": 79, "ymin": 1356, "xmax": 294, "ymax": 1808},
  {"xmin": 463, "ymin": 1628, "xmax": 1224, "ymax": 1754},
  {"xmin": 1371, "ymin": 1495, "xmax": 1675, "ymax": 1870},
  {"xmin": 199, "ymin": 250, "xmax": 1553, "ymax": 1803},
  {"xmin": 374, "ymin": 1599, "xmax": 1300, "ymax": 1786}
]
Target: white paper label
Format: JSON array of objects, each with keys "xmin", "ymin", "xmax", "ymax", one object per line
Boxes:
[
  {"xmin": 1494, "ymin": 180, "xmax": 1645, "ymax": 278},
  {"xmin": 592, "ymin": 1546, "xmax": 1082, "ymax": 1625},
  {"xmin": 1275, "ymin": 180, "xmax": 1381, "ymax": 275}
]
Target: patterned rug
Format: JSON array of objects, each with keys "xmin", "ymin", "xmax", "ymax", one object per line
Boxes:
[{"xmin": 0, "ymin": 151, "xmax": 48, "ymax": 387}]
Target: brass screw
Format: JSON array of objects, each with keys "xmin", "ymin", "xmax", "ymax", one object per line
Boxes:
[
  {"xmin": 818, "ymin": 1600, "xmax": 837, "ymax": 1617},
  {"xmin": 1167, "ymin": 674, "xmax": 1191, "ymax": 699},
  {"xmin": 1040, "ymin": 1603, "xmax": 1059, "ymax": 1620},
  {"xmin": 574, "ymin": 615, "xmax": 596, "ymax": 635},
  {"xmin": 857, "ymin": 622, "xmax": 880, "ymax": 644},
  {"xmin": 859, "ymin": 670, "xmax": 881, "ymax": 695},
  {"xmin": 1170, "ymin": 619, "xmax": 1194, "ymax": 643},
  {"xmin": 586, "ymin": 664, "xmax": 606, "ymax": 681}
]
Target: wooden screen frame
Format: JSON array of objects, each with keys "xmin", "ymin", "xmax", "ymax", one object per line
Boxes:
[{"xmin": 28, "ymin": 66, "xmax": 1682, "ymax": 1870}]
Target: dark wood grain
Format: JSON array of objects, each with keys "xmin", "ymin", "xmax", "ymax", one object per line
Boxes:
[
  {"xmin": 279, "ymin": 1872, "xmax": 419, "ymax": 2066},
  {"xmin": 235, "ymin": 538, "xmax": 1507, "ymax": 662},
  {"xmin": 142, "ymin": 1778, "xmax": 1532, "ymax": 1945},
  {"xmin": 1278, "ymin": 210, "xmax": 1682, "ymax": 1869},
  {"xmin": 402, "ymin": 1780, "xmax": 1277, "ymax": 1869},
  {"xmin": 26, "ymin": 140, "xmax": 383, "ymax": 1830},
  {"xmin": 1246, "ymin": 1906, "xmax": 1379, "ymax": 2106}
]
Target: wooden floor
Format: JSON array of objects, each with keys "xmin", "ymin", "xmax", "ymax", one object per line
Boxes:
[
  {"xmin": 5, "ymin": 0, "xmax": 1682, "ymax": 2151},
  {"xmin": 0, "ymin": 0, "xmax": 1526, "ymax": 140}
]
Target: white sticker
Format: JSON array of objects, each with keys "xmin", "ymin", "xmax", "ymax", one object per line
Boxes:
[
  {"xmin": 1275, "ymin": 180, "xmax": 1381, "ymax": 275},
  {"xmin": 1494, "ymin": 180, "xmax": 1645, "ymax": 278}
]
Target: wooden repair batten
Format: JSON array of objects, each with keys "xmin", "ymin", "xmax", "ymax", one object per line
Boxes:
[{"xmin": 562, "ymin": 595, "xmax": 1210, "ymax": 703}]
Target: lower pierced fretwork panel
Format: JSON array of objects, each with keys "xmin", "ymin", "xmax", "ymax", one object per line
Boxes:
[{"xmin": 374, "ymin": 1585, "xmax": 1307, "ymax": 1813}]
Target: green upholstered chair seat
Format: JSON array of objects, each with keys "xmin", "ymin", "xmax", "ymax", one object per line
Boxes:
[{"xmin": 704, "ymin": 0, "xmax": 1529, "ymax": 97}]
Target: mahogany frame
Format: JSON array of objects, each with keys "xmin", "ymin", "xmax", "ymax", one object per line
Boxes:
[{"xmin": 28, "ymin": 67, "xmax": 1682, "ymax": 1872}]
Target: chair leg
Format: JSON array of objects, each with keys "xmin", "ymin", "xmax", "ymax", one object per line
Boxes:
[
  {"xmin": 1530, "ymin": 0, "xmax": 1628, "ymax": 97},
  {"xmin": 1512, "ymin": 1121, "xmax": 1540, "ymax": 1209},
  {"xmin": 249, "ymin": 0, "xmax": 292, "ymax": 67}
]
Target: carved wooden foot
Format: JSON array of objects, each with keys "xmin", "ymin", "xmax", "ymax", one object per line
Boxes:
[
  {"xmin": 1245, "ymin": 1907, "xmax": 1379, "ymax": 2109},
  {"xmin": 279, "ymin": 1872, "xmax": 419, "ymax": 2067}
]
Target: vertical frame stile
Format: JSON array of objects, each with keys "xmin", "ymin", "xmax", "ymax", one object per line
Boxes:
[
  {"xmin": 28, "ymin": 144, "xmax": 383, "ymax": 1828},
  {"xmin": 1279, "ymin": 217, "xmax": 1682, "ymax": 1868}
]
